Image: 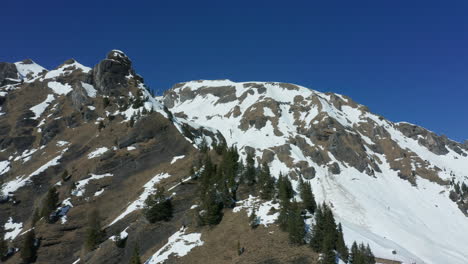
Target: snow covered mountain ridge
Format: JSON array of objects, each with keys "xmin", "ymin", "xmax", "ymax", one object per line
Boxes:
[
  {"xmin": 163, "ymin": 79, "xmax": 468, "ymax": 264},
  {"xmin": 0, "ymin": 50, "xmax": 467, "ymax": 264}
]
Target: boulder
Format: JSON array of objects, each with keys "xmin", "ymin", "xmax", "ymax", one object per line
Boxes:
[{"xmin": 328, "ymin": 162, "xmax": 340, "ymax": 174}]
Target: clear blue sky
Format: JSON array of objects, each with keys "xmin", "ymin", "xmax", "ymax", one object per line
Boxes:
[{"xmin": 2, "ymin": 0, "xmax": 467, "ymax": 142}]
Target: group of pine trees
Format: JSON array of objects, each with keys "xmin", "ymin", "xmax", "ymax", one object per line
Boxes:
[
  {"xmin": 309, "ymin": 203, "xmax": 348, "ymax": 264},
  {"xmin": 194, "ymin": 142, "xmax": 375, "ymax": 264},
  {"xmin": 349, "ymin": 242, "xmax": 376, "ymax": 264},
  {"xmin": 196, "ymin": 144, "xmax": 240, "ymax": 225}
]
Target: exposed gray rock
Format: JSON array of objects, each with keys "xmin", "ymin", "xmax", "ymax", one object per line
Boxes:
[
  {"xmin": 92, "ymin": 50, "xmax": 134, "ymax": 95},
  {"xmin": 70, "ymin": 82, "xmax": 91, "ymax": 110},
  {"xmin": 328, "ymin": 162, "xmax": 340, "ymax": 174},
  {"xmin": 0, "ymin": 62, "xmax": 19, "ymax": 86},
  {"xmin": 301, "ymin": 166, "xmax": 316, "ymax": 180}
]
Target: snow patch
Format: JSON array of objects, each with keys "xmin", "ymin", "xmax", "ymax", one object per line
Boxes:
[
  {"xmin": 30, "ymin": 94, "xmax": 54, "ymax": 119},
  {"xmin": 170, "ymin": 155, "xmax": 185, "ymax": 164},
  {"xmin": 4, "ymin": 217, "xmax": 23, "ymax": 240},
  {"xmin": 144, "ymin": 227, "xmax": 204, "ymax": 264},
  {"xmin": 87, "ymin": 147, "xmax": 109, "ymax": 159},
  {"xmin": 47, "ymin": 81, "xmax": 72, "ymax": 95}
]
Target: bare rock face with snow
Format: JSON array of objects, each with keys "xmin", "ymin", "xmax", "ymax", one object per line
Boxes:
[
  {"xmin": 164, "ymin": 79, "xmax": 468, "ymax": 264},
  {"xmin": 0, "ymin": 52, "xmax": 467, "ymax": 264}
]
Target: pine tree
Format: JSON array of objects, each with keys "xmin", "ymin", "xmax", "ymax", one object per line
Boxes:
[
  {"xmin": 0, "ymin": 237, "xmax": 7, "ymax": 260},
  {"xmin": 144, "ymin": 186, "xmax": 173, "ymax": 223},
  {"xmin": 310, "ymin": 204, "xmax": 324, "ymax": 251},
  {"xmin": 244, "ymin": 153, "xmax": 256, "ymax": 185},
  {"xmin": 84, "ymin": 209, "xmax": 104, "ymax": 252},
  {"xmin": 320, "ymin": 233, "xmax": 336, "ymax": 264},
  {"xmin": 278, "ymin": 197, "xmax": 290, "ymax": 231},
  {"xmin": 20, "ymin": 230, "xmax": 36, "ymax": 263},
  {"xmin": 129, "ymin": 115, "xmax": 135, "ymax": 128},
  {"xmin": 365, "ymin": 244, "xmax": 375, "ymax": 264},
  {"xmin": 300, "ymin": 180, "xmax": 316, "ymax": 214},
  {"xmin": 349, "ymin": 241, "xmax": 359, "ymax": 264},
  {"xmin": 287, "ymin": 200, "xmax": 305, "ymax": 245},
  {"xmin": 259, "ymin": 162, "xmax": 275, "ymax": 200},
  {"xmin": 129, "ymin": 244, "xmax": 141, "ymax": 264},
  {"xmin": 200, "ymin": 188, "xmax": 223, "ymax": 225},
  {"xmin": 41, "ymin": 187, "xmax": 59, "ymax": 223},
  {"xmin": 277, "ymin": 174, "xmax": 293, "ymax": 204},
  {"xmin": 336, "ymin": 223, "xmax": 349, "ymax": 262},
  {"xmin": 249, "ymin": 209, "xmax": 259, "ymax": 229}
]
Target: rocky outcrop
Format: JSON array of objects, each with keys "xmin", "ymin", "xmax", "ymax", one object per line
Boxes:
[
  {"xmin": 92, "ymin": 50, "xmax": 137, "ymax": 96},
  {"xmin": 0, "ymin": 62, "xmax": 19, "ymax": 86}
]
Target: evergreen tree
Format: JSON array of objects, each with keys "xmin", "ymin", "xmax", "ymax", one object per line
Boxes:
[
  {"xmin": 41, "ymin": 187, "xmax": 59, "ymax": 223},
  {"xmin": 277, "ymin": 174, "xmax": 293, "ymax": 204},
  {"xmin": 0, "ymin": 237, "xmax": 7, "ymax": 260},
  {"xmin": 129, "ymin": 115, "xmax": 135, "ymax": 128},
  {"xmin": 310, "ymin": 205, "xmax": 324, "ymax": 251},
  {"xmin": 259, "ymin": 162, "xmax": 275, "ymax": 200},
  {"xmin": 349, "ymin": 241, "xmax": 375, "ymax": 264},
  {"xmin": 336, "ymin": 223, "xmax": 349, "ymax": 262},
  {"xmin": 278, "ymin": 197, "xmax": 290, "ymax": 231},
  {"xmin": 84, "ymin": 209, "xmax": 104, "ymax": 252},
  {"xmin": 249, "ymin": 209, "xmax": 259, "ymax": 229},
  {"xmin": 144, "ymin": 186, "xmax": 173, "ymax": 223},
  {"xmin": 129, "ymin": 244, "xmax": 142, "ymax": 264},
  {"xmin": 365, "ymin": 244, "xmax": 375, "ymax": 264},
  {"xmin": 349, "ymin": 241, "xmax": 359, "ymax": 264},
  {"xmin": 20, "ymin": 230, "xmax": 36, "ymax": 263},
  {"xmin": 244, "ymin": 153, "xmax": 256, "ymax": 185},
  {"xmin": 287, "ymin": 200, "xmax": 305, "ymax": 245},
  {"xmin": 322, "ymin": 204, "xmax": 338, "ymax": 249},
  {"xmin": 200, "ymin": 188, "xmax": 223, "ymax": 225},
  {"xmin": 320, "ymin": 233, "xmax": 336, "ymax": 264},
  {"xmin": 299, "ymin": 180, "xmax": 316, "ymax": 214}
]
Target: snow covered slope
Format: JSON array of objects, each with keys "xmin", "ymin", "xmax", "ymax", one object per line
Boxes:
[{"xmin": 164, "ymin": 79, "xmax": 468, "ymax": 264}]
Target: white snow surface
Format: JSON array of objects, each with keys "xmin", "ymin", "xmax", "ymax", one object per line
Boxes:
[
  {"xmin": 4, "ymin": 217, "xmax": 23, "ymax": 240},
  {"xmin": 170, "ymin": 155, "xmax": 185, "ymax": 164},
  {"xmin": 81, "ymin": 82, "xmax": 97, "ymax": 97},
  {"xmin": 108, "ymin": 173, "xmax": 171, "ymax": 226},
  {"xmin": 14, "ymin": 60, "xmax": 46, "ymax": 81},
  {"xmin": 30, "ymin": 94, "xmax": 55, "ymax": 119},
  {"xmin": 144, "ymin": 226, "xmax": 204, "ymax": 264},
  {"xmin": 166, "ymin": 80, "xmax": 468, "ymax": 264},
  {"xmin": 88, "ymin": 147, "xmax": 109, "ymax": 159},
  {"xmin": 47, "ymin": 81, "xmax": 72, "ymax": 95}
]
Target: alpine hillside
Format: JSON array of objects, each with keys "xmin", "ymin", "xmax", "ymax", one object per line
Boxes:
[{"xmin": 0, "ymin": 50, "xmax": 467, "ymax": 264}]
